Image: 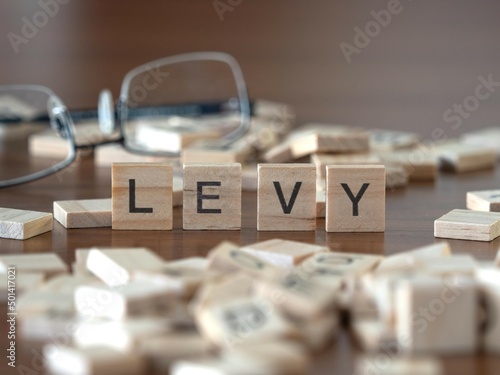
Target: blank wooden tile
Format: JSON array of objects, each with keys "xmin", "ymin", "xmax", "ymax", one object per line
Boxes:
[
  {"xmin": 0, "ymin": 253, "xmax": 68, "ymax": 277},
  {"xmin": 395, "ymin": 276, "xmax": 477, "ymax": 354},
  {"xmin": 355, "ymin": 355, "xmax": 443, "ymax": 375},
  {"xmin": 44, "ymin": 345, "xmax": 146, "ymax": 375},
  {"xmin": 290, "ymin": 125, "xmax": 370, "ymax": 158},
  {"xmin": 171, "ymin": 357, "xmax": 274, "ymax": 375},
  {"xmin": 95, "ymin": 144, "xmax": 172, "ymax": 167},
  {"xmin": 385, "ymin": 164, "xmax": 409, "ymax": 189},
  {"xmin": 476, "ymin": 267, "xmax": 500, "ymax": 353},
  {"xmin": 54, "ymin": 198, "xmax": 111, "ymax": 228},
  {"xmin": 112, "ymin": 162, "xmax": 173, "ymax": 230},
  {"xmin": 462, "ymin": 126, "xmax": 500, "ymax": 155},
  {"xmin": 422, "ymin": 255, "xmax": 477, "ymax": 277},
  {"xmin": 378, "ymin": 150, "xmax": 437, "ymax": 181},
  {"xmin": 257, "ymin": 164, "xmax": 316, "ymax": 231},
  {"xmin": 240, "ymin": 238, "xmax": 328, "ymax": 268},
  {"xmin": 0, "ymin": 207, "xmax": 52, "ymax": 240},
  {"xmin": 17, "ymin": 290, "xmax": 74, "ymax": 320},
  {"xmin": 86, "ymin": 247, "xmax": 164, "ymax": 286},
  {"xmin": 316, "ymin": 190, "xmax": 326, "ymax": 218},
  {"xmin": 326, "ymin": 165, "xmax": 385, "ymax": 232},
  {"xmin": 311, "ymin": 153, "xmax": 381, "ymax": 179},
  {"xmin": 434, "ymin": 209, "xmax": 500, "ymax": 241},
  {"xmin": 262, "ymin": 140, "xmax": 294, "ymax": 163},
  {"xmin": 435, "ymin": 142, "xmax": 496, "ymax": 173},
  {"xmin": 183, "ymin": 163, "xmax": 241, "ymax": 230},
  {"xmin": 467, "ymin": 190, "xmax": 500, "ymax": 212},
  {"xmin": 182, "ymin": 139, "xmax": 252, "ymax": 164},
  {"xmin": 369, "ymin": 129, "xmax": 420, "ymax": 151}
]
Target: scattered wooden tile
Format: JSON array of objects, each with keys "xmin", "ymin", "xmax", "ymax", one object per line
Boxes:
[
  {"xmin": 242, "ymin": 164, "xmax": 258, "ymax": 191},
  {"xmin": 138, "ymin": 331, "xmax": 211, "ymax": 371},
  {"xmin": 290, "ymin": 125, "xmax": 370, "ymax": 158},
  {"xmin": 496, "ymin": 249, "xmax": 500, "ymax": 267},
  {"xmin": 295, "ymin": 313, "xmax": 339, "ymax": 352},
  {"xmin": 0, "ymin": 253, "xmax": 68, "ymax": 277},
  {"xmin": 262, "ymin": 140, "xmax": 294, "ymax": 163},
  {"xmin": 369, "ymin": 129, "xmax": 420, "ymax": 151},
  {"xmin": 326, "ymin": 165, "xmax": 385, "ymax": 232},
  {"xmin": 467, "ymin": 189, "xmax": 500, "ymax": 212},
  {"xmin": 316, "ymin": 190, "xmax": 326, "ymax": 218},
  {"xmin": 20, "ymin": 308, "xmax": 77, "ymax": 342},
  {"xmin": 351, "ymin": 319, "xmax": 396, "ymax": 353},
  {"xmin": 86, "ymin": 247, "xmax": 164, "ymax": 286},
  {"xmin": 173, "ymin": 176, "xmax": 184, "ymax": 207},
  {"xmin": 0, "ymin": 207, "xmax": 52, "ymax": 240},
  {"xmin": 435, "ymin": 142, "xmax": 496, "ymax": 173},
  {"xmin": 461, "ymin": 126, "xmax": 500, "ymax": 155},
  {"xmin": 44, "ymin": 345, "xmax": 146, "ymax": 375},
  {"xmin": 395, "ymin": 276, "xmax": 477, "ymax": 353},
  {"xmin": 311, "ymin": 153, "xmax": 381, "ymax": 179},
  {"xmin": 0, "ymin": 272, "xmax": 44, "ymax": 302},
  {"xmin": 257, "ymin": 163, "xmax": 316, "ymax": 231},
  {"xmin": 207, "ymin": 241, "xmax": 276, "ymax": 279},
  {"xmin": 377, "ymin": 149, "xmax": 437, "ymax": 181},
  {"xmin": 112, "ymin": 163, "xmax": 173, "ymax": 230},
  {"xmin": 17, "ymin": 291, "xmax": 74, "ymax": 320},
  {"xmin": 54, "ymin": 198, "xmax": 111, "ymax": 228},
  {"xmin": 434, "ymin": 209, "xmax": 500, "ymax": 241},
  {"xmin": 94, "ymin": 144, "xmax": 172, "ymax": 167},
  {"xmin": 74, "ymin": 280, "xmax": 173, "ymax": 320},
  {"xmin": 183, "ymin": 163, "xmax": 242, "ymax": 230},
  {"xmin": 422, "ymin": 255, "xmax": 477, "ymax": 277},
  {"xmin": 385, "ymin": 164, "xmax": 409, "ymax": 189},
  {"xmin": 355, "ymin": 355, "xmax": 443, "ymax": 375},
  {"xmin": 476, "ymin": 267, "xmax": 500, "ymax": 353},
  {"xmin": 240, "ymin": 239, "xmax": 328, "ymax": 268},
  {"xmin": 181, "ymin": 139, "xmax": 253, "ymax": 164},
  {"xmin": 38, "ymin": 273, "xmax": 102, "ymax": 294},
  {"xmin": 195, "ymin": 297, "xmax": 298, "ymax": 348},
  {"xmin": 171, "ymin": 357, "xmax": 273, "ymax": 375}
]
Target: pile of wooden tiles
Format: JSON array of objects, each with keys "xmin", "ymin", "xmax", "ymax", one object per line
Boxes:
[{"xmin": 2, "ymin": 239, "xmax": 500, "ymax": 374}]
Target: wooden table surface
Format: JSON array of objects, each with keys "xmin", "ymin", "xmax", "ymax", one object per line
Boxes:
[{"xmin": 2, "ymin": 1, "xmax": 500, "ymax": 374}]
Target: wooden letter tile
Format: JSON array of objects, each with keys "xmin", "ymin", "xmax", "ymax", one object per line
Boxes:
[
  {"xmin": 257, "ymin": 163, "xmax": 316, "ymax": 231},
  {"xmin": 467, "ymin": 190, "xmax": 500, "ymax": 212},
  {"xmin": 434, "ymin": 209, "xmax": 500, "ymax": 241},
  {"xmin": 183, "ymin": 163, "xmax": 241, "ymax": 230},
  {"xmin": 112, "ymin": 162, "xmax": 173, "ymax": 230},
  {"xmin": 54, "ymin": 198, "xmax": 111, "ymax": 228},
  {"xmin": 326, "ymin": 165, "xmax": 385, "ymax": 232},
  {"xmin": 0, "ymin": 207, "xmax": 52, "ymax": 240}
]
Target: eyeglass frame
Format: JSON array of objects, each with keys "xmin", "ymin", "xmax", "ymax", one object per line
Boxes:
[{"xmin": 0, "ymin": 51, "xmax": 251, "ymax": 188}]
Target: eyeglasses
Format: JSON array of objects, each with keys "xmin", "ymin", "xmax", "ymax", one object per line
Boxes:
[{"xmin": 0, "ymin": 52, "xmax": 250, "ymax": 188}]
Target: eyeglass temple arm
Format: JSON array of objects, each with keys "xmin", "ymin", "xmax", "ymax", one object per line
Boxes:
[{"xmin": 0, "ymin": 100, "xmax": 256, "ymax": 124}]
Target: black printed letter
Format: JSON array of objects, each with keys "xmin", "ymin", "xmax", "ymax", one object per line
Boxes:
[
  {"xmin": 129, "ymin": 179, "xmax": 153, "ymax": 213},
  {"xmin": 273, "ymin": 181, "xmax": 302, "ymax": 214},
  {"xmin": 341, "ymin": 183, "xmax": 370, "ymax": 216},
  {"xmin": 197, "ymin": 181, "xmax": 222, "ymax": 214}
]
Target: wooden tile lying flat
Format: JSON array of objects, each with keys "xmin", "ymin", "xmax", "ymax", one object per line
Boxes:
[
  {"xmin": 240, "ymin": 239, "xmax": 328, "ymax": 268},
  {"xmin": 326, "ymin": 165, "xmax": 385, "ymax": 232},
  {"xmin": 476, "ymin": 267, "xmax": 500, "ymax": 353},
  {"xmin": 257, "ymin": 164, "xmax": 316, "ymax": 231},
  {"xmin": 86, "ymin": 247, "xmax": 164, "ymax": 286},
  {"xmin": 183, "ymin": 163, "xmax": 242, "ymax": 230},
  {"xmin": 112, "ymin": 162, "xmax": 173, "ymax": 230},
  {"xmin": 435, "ymin": 142, "xmax": 496, "ymax": 173},
  {"xmin": 0, "ymin": 253, "xmax": 68, "ymax": 277},
  {"xmin": 355, "ymin": 355, "xmax": 443, "ymax": 375},
  {"xmin": 0, "ymin": 272, "xmax": 44, "ymax": 302},
  {"xmin": 54, "ymin": 198, "xmax": 111, "ymax": 228},
  {"xmin": 138, "ymin": 331, "xmax": 211, "ymax": 371},
  {"xmin": 462, "ymin": 126, "xmax": 500, "ymax": 155},
  {"xmin": 171, "ymin": 358, "xmax": 273, "ymax": 375},
  {"xmin": 44, "ymin": 346, "xmax": 146, "ymax": 375},
  {"xmin": 316, "ymin": 190, "xmax": 326, "ymax": 218},
  {"xmin": 195, "ymin": 297, "xmax": 298, "ymax": 348},
  {"xmin": 422, "ymin": 254, "xmax": 476, "ymax": 277},
  {"xmin": 385, "ymin": 164, "xmax": 409, "ymax": 189},
  {"xmin": 311, "ymin": 153, "xmax": 381, "ymax": 179},
  {"xmin": 395, "ymin": 276, "xmax": 477, "ymax": 354},
  {"xmin": 95, "ymin": 144, "xmax": 171, "ymax": 167},
  {"xmin": 369, "ymin": 129, "xmax": 420, "ymax": 151},
  {"xmin": 182, "ymin": 139, "xmax": 253, "ymax": 164},
  {"xmin": 467, "ymin": 190, "xmax": 500, "ymax": 212},
  {"xmin": 262, "ymin": 140, "xmax": 294, "ymax": 163},
  {"xmin": 298, "ymin": 314, "xmax": 339, "ymax": 352},
  {"xmin": 0, "ymin": 207, "xmax": 52, "ymax": 240},
  {"xmin": 290, "ymin": 125, "xmax": 370, "ymax": 158},
  {"xmin": 378, "ymin": 149, "xmax": 437, "ymax": 181},
  {"xmin": 17, "ymin": 291, "xmax": 74, "ymax": 320},
  {"xmin": 434, "ymin": 209, "xmax": 500, "ymax": 241},
  {"xmin": 21, "ymin": 308, "xmax": 77, "ymax": 342},
  {"xmin": 351, "ymin": 319, "xmax": 396, "ymax": 353}
]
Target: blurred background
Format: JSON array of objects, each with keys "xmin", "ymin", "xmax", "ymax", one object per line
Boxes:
[{"xmin": 1, "ymin": 0, "xmax": 500, "ymax": 139}]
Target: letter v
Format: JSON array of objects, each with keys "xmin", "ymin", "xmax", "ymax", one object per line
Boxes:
[{"xmin": 273, "ymin": 181, "xmax": 302, "ymax": 214}]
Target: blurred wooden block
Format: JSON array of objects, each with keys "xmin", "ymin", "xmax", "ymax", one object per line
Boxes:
[
  {"xmin": 355, "ymin": 355, "xmax": 443, "ymax": 375},
  {"xmin": 44, "ymin": 346, "xmax": 146, "ymax": 375},
  {"xmin": 17, "ymin": 291, "xmax": 74, "ymax": 320},
  {"xmin": 262, "ymin": 140, "xmax": 294, "ymax": 163},
  {"xmin": 326, "ymin": 165, "xmax": 385, "ymax": 232},
  {"xmin": 316, "ymin": 190, "xmax": 326, "ymax": 218},
  {"xmin": 378, "ymin": 149, "xmax": 437, "ymax": 181},
  {"xmin": 422, "ymin": 254, "xmax": 476, "ymax": 277},
  {"xmin": 171, "ymin": 358, "xmax": 275, "ymax": 375},
  {"xmin": 395, "ymin": 276, "xmax": 477, "ymax": 353},
  {"xmin": 54, "ymin": 198, "xmax": 111, "ymax": 228},
  {"xmin": 242, "ymin": 164, "xmax": 258, "ymax": 191},
  {"xmin": 95, "ymin": 144, "xmax": 172, "ymax": 167},
  {"xmin": 86, "ymin": 247, "xmax": 164, "ymax": 286},
  {"xmin": 182, "ymin": 139, "xmax": 252, "ymax": 164},
  {"xmin": 467, "ymin": 190, "xmax": 500, "ymax": 212},
  {"xmin": 257, "ymin": 164, "xmax": 316, "ymax": 231},
  {"xmin": 435, "ymin": 142, "xmax": 496, "ymax": 173},
  {"xmin": 462, "ymin": 127, "xmax": 500, "ymax": 155},
  {"xmin": 476, "ymin": 267, "xmax": 500, "ymax": 353},
  {"xmin": 0, "ymin": 207, "xmax": 52, "ymax": 240},
  {"xmin": 496, "ymin": 249, "xmax": 500, "ymax": 267},
  {"xmin": 183, "ymin": 163, "xmax": 241, "ymax": 230},
  {"xmin": 0, "ymin": 253, "xmax": 67, "ymax": 277},
  {"xmin": 385, "ymin": 164, "xmax": 409, "ymax": 189},
  {"xmin": 434, "ymin": 209, "xmax": 500, "ymax": 241},
  {"xmin": 38, "ymin": 273, "xmax": 102, "ymax": 294},
  {"xmin": 134, "ymin": 257, "xmax": 208, "ymax": 298},
  {"xmin": 112, "ymin": 163, "xmax": 173, "ymax": 230},
  {"xmin": 138, "ymin": 331, "xmax": 211, "ymax": 371},
  {"xmin": 195, "ymin": 297, "xmax": 298, "ymax": 348},
  {"xmin": 173, "ymin": 176, "xmax": 184, "ymax": 207},
  {"xmin": 351, "ymin": 319, "xmax": 396, "ymax": 353},
  {"xmin": 369, "ymin": 129, "xmax": 420, "ymax": 151},
  {"xmin": 207, "ymin": 241, "xmax": 276, "ymax": 278},
  {"xmin": 240, "ymin": 238, "xmax": 328, "ymax": 268},
  {"xmin": 0, "ymin": 271, "xmax": 44, "ymax": 302},
  {"xmin": 75, "ymin": 280, "xmax": 172, "ymax": 320},
  {"xmin": 290, "ymin": 125, "xmax": 370, "ymax": 158},
  {"xmin": 299, "ymin": 314, "xmax": 339, "ymax": 352},
  {"xmin": 311, "ymin": 153, "xmax": 381, "ymax": 179}
]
